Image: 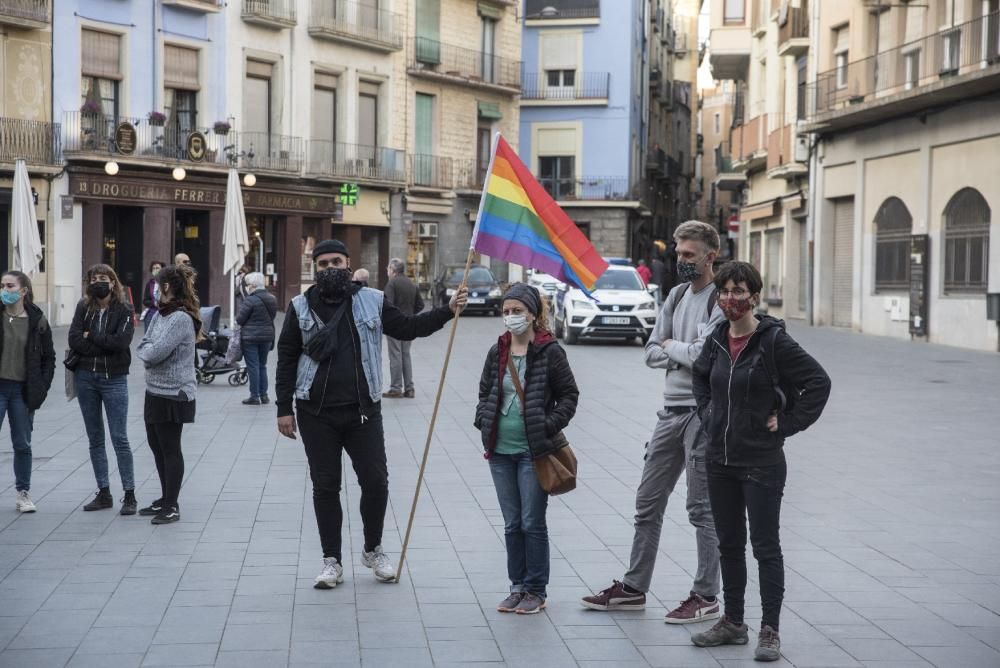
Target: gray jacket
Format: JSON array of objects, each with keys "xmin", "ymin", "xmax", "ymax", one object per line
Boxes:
[
  {"xmin": 384, "ymin": 274, "xmax": 424, "ymax": 316},
  {"xmin": 236, "ymin": 288, "xmax": 278, "ymax": 344},
  {"xmin": 137, "ymin": 310, "xmax": 197, "ymax": 400}
]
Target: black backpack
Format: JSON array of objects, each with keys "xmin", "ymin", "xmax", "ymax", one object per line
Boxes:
[{"xmin": 671, "ymin": 282, "xmax": 719, "ymax": 318}]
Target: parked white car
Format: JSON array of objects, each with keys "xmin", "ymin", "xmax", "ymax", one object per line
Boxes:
[
  {"xmin": 552, "ymin": 265, "xmax": 657, "ymax": 345},
  {"xmin": 526, "ymin": 270, "xmax": 562, "ymax": 298}
]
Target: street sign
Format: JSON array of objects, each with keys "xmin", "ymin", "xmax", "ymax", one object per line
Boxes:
[{"xmin": 340, "ymin": 183, "xmax": 359, "ymax": 206}]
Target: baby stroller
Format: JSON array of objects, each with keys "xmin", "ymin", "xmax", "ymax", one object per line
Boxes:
[{"xmin": 195, "ymin": 305, "xmax": 249, "ymax": 386}]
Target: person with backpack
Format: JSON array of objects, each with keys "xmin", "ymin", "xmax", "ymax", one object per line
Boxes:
[
  {"xmin": 236, "ymin": 271, "xmax": 278, "ymax": 406},
  {"xmin": 690, "ymin": 261, "xmax": 831, "ymax": 661},
  {"xmin": 582, "ymin": 221, "xmax": 725, "ymax": 624}
]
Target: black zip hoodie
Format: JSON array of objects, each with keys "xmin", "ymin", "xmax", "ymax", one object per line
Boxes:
[
  {"xmin": 68, "ymin": 300, "xmax": 134, "ymax": 378},
  {"xmin": 692, "ymin": 315, "xmax": 831, "ymax": 467}
]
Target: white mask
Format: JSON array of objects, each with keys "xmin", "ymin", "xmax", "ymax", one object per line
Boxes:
[{"xmin": 503, "ymin": 314, "xmax": 531, "ymax": 335}]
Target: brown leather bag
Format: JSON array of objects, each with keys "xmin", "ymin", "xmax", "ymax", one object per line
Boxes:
[{"xmin": 506, "ymin": 355, "xmax": 577, "ymax": 496}]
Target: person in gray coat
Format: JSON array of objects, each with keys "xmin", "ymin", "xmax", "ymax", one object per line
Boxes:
[
  {"xmin": 237, "ymin": 272, "xmax": 278, "ymax": 406},
  {"xmin": 382, "ymin": 258, "xmax": 424, "ymax": 398}
]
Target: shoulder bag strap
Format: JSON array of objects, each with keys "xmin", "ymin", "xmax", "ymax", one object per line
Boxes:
[{"xmin": 505, "ymin": 354, "xmax": 526, "ymax": 408}]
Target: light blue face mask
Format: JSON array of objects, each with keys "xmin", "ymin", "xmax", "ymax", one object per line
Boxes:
[{"xmin": 0, "ymin": 291, "xmax": 22, "ymax": 306}]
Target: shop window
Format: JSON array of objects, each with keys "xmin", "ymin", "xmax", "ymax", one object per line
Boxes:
[
  {"xmin": 874, "ymin": 197, "xmax": 912, "ymax": 292},
  {"xmin": 944, "ymin": 187, "xmax": 991, "ymax": 293}
]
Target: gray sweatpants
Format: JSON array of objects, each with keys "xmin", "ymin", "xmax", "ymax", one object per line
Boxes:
[
  {"xmin": 387, "ymin": 337, "xmax": 413, "ymax": 393},
  {"xmin": 622, "ymin": 408, "xmax": 720, "ymax": 597}
]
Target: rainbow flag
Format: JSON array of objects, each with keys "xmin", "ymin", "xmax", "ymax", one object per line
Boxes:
[{"xmin": 471, "ymin": 135, "xmax": 608, "ymax": 292}]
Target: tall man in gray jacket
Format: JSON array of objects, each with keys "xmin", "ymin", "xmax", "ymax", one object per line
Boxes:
[
  {"xmin": 382, "ymin": 258, "xmax": 424, "ymax": 399},
  {"xmin": 582, "ymin": 221, "xmax": 726, "ymax": 624}
]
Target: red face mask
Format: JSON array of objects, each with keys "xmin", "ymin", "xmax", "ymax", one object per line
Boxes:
[{"xmin": 718, "ymin": 296, "xmax": 753, "ymax": 321}]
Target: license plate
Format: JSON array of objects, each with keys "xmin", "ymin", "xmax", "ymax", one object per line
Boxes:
[
  {"xmin": 468, "ymin": 298, "xmax": 486, "ymax": 304},
  {"xmin": 603, "ymin": 316, "xmax": 630, "ymax": 325}
]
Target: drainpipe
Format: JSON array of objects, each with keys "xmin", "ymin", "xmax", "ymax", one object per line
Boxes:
[{"xmin": 805, "ymin": 0, "xmax": 821, "ymax": 327}]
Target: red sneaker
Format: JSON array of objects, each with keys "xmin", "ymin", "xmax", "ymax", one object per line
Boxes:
[
  {"xmin": 665, "ymin": 591, "xmax": 721, "ymax": 624},
  {"xmin": 580, "ymin": 580, "xmax": 646, "ymax": 611}
]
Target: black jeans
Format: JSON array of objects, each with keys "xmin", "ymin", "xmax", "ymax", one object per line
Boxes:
[
  {"xmin": 298, "ymin": 405, "xmax": 387, "ymax": 563},
  {"xmin": 146, "ymin": 422, "xmax": 185, "ymax": 510},
  {"xmin": 707, "ymin": 458, "xmax": 787, "ymax": 630}
]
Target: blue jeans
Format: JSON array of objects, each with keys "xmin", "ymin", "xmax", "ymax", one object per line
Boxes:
[
  {"xmin": 76, "ymin": 370, "xmax": 134, "ymax": 490},
  {"xmin": 0, "ymin": 380, "xmax": 33, "ymax": 492},
  {"xmin": 489, "ymin": 451, "xmax": 550, "ymax": 597},
  {"xmin": 243, "ymin": 341, "xmax": 270, "ymax": 399}
]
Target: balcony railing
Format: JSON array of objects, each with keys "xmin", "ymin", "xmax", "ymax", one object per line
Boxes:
[
  {"xmin": 410, "ymin": 38, "xmax": 521, "ymax": 91},
  {"xmin": 242, "ymin": 0, "xmax": 296, "ymax": 27},
  {"xmin": 777, "ymin": 5, "xmax": 809, "ymax": 54},
  {"xmin": 239, "ymin": 132, "xmax": 303, "ymax": 172},
  {"xmin": 809, "ymin": 11, "xmax": 1000, "ymax": 117},
  {"xmin": 730, "ymin": 113, "xmax": 768, "ymax": 166},
  {"xmin": 538, "ymin": 176, "xmax": 632, "ymax": 201},
  {"xmin": 306, "ymin": 141, "xmax": 404, "ymax": 183},
  {"xmin": 308, "ymin": 0, "xmax": 403, "ymax": 51},
  {"xmin": 0, "ymin": 0, "xmax": 50, "ymax": 27},
  {"xmin": 520, "ymin": 72, "xmax": 609, "ymax": 101},
  {"xmin": 454, "ymin": 158, "xmax": 487, "ymax": 191},
  {"xmin": 408, "ymin": 154, "xmax": 453, "ymax": 189},
  {"xmin": 524, "ymin": 0, "xmax": 599, "ymax": 20},
  {"xmin": 0, "ymin": 118, "xmax": 61, "ymax": 166},
  {"xmin": 62, "ymin": 112, "xmax": 231, "ymax": 166}
]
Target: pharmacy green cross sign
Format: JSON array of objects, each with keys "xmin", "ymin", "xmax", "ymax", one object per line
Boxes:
[{"xmin": 340, "ymin": 183, "xmax": 359, "ymax": 206}]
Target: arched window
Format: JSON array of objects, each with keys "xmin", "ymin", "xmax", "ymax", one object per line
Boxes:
[
  {"xmin": 944, "ymin": 188, "xmax": 991, "ymax": 293},
  {"xmin": 874, "ymin": 197, "xmax": 912, "ymax": 291}
]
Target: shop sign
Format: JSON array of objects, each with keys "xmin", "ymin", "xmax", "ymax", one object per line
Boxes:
[
  {"xmin": 61, "ymin": 196, "xmax": 74, "ymax": 220},
  {"xmin": 339, "ymin": 183, "xmax": 359, "ymax": 206},
  {"xmin": 187, "ymin": 132, "xmax": 207, "ymax": 162},
  {"xmin": 115, "ymin": 123, "xmax": 137, "ymax": 156}
]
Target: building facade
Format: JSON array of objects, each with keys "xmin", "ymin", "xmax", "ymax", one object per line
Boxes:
[
  {"xmin": 805, "ymin": 0, "xmax": 1000, "ymax": 352},
  {"xmin": 697, "ymin": 82, "xmax": 738, "ymax": 257}
]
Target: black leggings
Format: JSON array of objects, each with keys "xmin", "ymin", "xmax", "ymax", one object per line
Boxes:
[{"xmin": 146, "ymin": 422, "xmax": 185, "ymax": 510}]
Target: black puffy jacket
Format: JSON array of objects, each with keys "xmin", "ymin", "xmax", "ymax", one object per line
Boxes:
[
  {"xmin": 475, "ymin": 330, "xmax": 579, "ymax": 459},
  {"xmin": 236, "ymin": 289, "xmax": 278, "ymax": 344},
  {"xmin": 68, "ymin": 300, "xmax": 134, "ymax": 377},
  {"xmin": 0, "ymin": 302, "xmax": 55, "ymax": 410},
  {"xmin": 692, "ymin": 316, "xmax": 831, "ymax": 467}
]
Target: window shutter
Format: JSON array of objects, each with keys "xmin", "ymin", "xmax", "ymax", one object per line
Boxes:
[
  {"xmin": 541, "ymin": 33, "xmax": 577, "ymax": 70},
  {"xmin": 877, "ymin": 10, "xmax": 892, "ymax": 52},
  {"xmin": 359, "ymin": 81, "xmax": 380, "ymax": 96},
  {"xmin": 315, "ymin": 72, "xmax": 338, "ymax": 89},
  {"xmin": 246, "ymin": 59, "xmax": 273, "ymax": 78},
  {"xmin": 833, "ymin": 25, "xmax": 849, "ymax": 53},
  {"xmin": 904, "ymin": 4, "xmax": 923, "ymax": 44},
  {"xmin": 537, "ymin": 127, "xmax": 576, "ymax": 156},
  {"xmin": 164, "ymin": 45, "xmax": 200, "ymax": 90},
  {"xmin": 82, "ymin": 29, "xmax": 122, "ymax": 80},
  {"xmin": 416, "ymin": 0, "xmax": 440, "ymax": 43}
]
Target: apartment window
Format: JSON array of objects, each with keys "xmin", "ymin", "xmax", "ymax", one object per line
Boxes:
[
  {"xmin": 904, "ymin": 49, "xmax": 921, "ymax": 89},
  {"xmin": 476, "ymin": 124, "xmax": 491, "ymax": 186},
  {"xmin": 359, "ymin": 82, "xmax": 379, "ymax": 147},
  {"xmin": 941, "ymin": 30, "xmax": 960, "ymax": 74},
  {"xmin": 415, "ymin": 0, "xmax": 441, "ymax": 64},
  {"xmin": 245, "ymin": 60, "xmax": 273, "ymax": 136},
  {"xmin": 541, "ymin": 32, "xmax": 579, "ymax": 97},
  {"xmin": 713, "ymin": 112, "xmax": 720, "ymax": 134},
  {"xmin": 164, "ymin": 45, "xmax": 199, "ymax": 155},
  {"xmin": 724, "ymin": 0, "xmax": 745, "ymax": 25},
  {"xmin": 944, "ymin": 187, "xmax": 991, "ymax": 293},
  {"xmin": 832, "ymin": 25, "xmax": 849, "ymax": 89},
  {"xmin": 546, "ymin": 69, "xmax": 576, "ymax": 88},
  {"xmin": 765, "ymin": 229, "xmax": 783, "ymax": 304},
  {"xmin": 749, "ymin": 232, "xmax": 762, "ymax": 272},
  {"xmin": 796, "ymin": 57, "xmax": 807, "ymax": 119},
  {"xmin": 874, "ymin": 197, "xmax": 912, "ymax": 291},
  {"xmin": 312, "ymin": 73, "xmax": 337, "ymax": 171},
  {"xmin": 539, "ymin": 156, "xmax": 574, "ymax": 199},
  {"xmin": 81, "ymin": 29, "xmax": 122, "ymax": 120},
  {"xmin": 481, "ymin": 17, "xmax": 497, "ymax": 83},
  {"xmin": 414, "ymin": 93, "xmax": 435, "ymax": 184}
]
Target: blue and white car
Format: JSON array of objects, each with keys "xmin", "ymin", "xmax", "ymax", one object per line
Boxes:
[{"xmin": 552, "ymin": 265, "xmax": 657, "ymax": 345}]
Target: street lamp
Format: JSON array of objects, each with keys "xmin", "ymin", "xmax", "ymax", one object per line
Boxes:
[
  {"xmin": 172, "ymin": 166, "xmax": 187, "ymax": 181},
  {"xmin": 243, "ymin": 173, "xmax": 256, "ymax": 187},
  {"xmin": 104, "ymin": 160, "xmax": 119, "ymax": 176}
]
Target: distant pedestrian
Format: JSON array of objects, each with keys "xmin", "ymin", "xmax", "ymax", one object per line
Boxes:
[
  {"xmin": 0, "ymin": 271, "xmax": 55, "ymax": 513},
  {"xmin": 236, "ymin": 271, "xmax": 278, "ymax": 406},
  {"xmin": 651, "ymin": 250, "xmax": 666, "ymax": 304},
  {"xmin": 352, "ymin": 267, "xmax": 370, "ymax": 287},
  {"xmin": 636, "ymin": 259, "xmax": 652, "ymax": 285},
  {"xmin": 475, "ymin": 284, "xmax": 579, "ymax": 615},
  {"xmin": 141, "ymin": 261, "xmax": 164, "ymax": 332},
  {"xmin": 691, "ymin": 261, "xmax": 831, "ymax": 661},
  {"xmin": 136, "ymin": 264, "xmax": 201, "ymax": 525},
  {"xmin": 174, "ymin": 253, "xmax": 191, "ymax": 268},
  {"xmin": 383, "ymin": 258, "xmax": 424, "ymax": 399},
  {"xmin": 69, "ymin": 264, "xmax": 138, "ymax": 515}
]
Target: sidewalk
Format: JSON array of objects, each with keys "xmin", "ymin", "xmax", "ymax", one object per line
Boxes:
[{"xmin": 0, "ymin": 318, "xmax": 998, "ymax": 667}]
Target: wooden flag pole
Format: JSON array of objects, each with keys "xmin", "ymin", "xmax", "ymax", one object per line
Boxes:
[{"xmin": 394, "ymin": 246, "xmax": 476, "ymax": 584}]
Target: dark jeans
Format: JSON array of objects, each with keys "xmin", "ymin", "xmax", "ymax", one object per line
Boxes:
[
  {"xmin": 489, "ymin": 451, "xmax": 550, "ymax": 598},
  {"xmin": 707, "ymin": 458, "xmax": 787, "ymax": 630},
  {"xmin": 146, "ymin": 422, "xmax": 185, "ymax": 510},
  {"xmin": 76, "ymin": 370, "xmax": 134, "ymax": 490},
  {"xmin": 298, "ymin": 405, "xmax": 387, "ymax": 563},
  {"xmin": 0, "ymin": 380, "xmax": 32, "ymax": 492},
  {"xmin": 243, "ymin": 340, "xmax": 270, "ymax": 399}
]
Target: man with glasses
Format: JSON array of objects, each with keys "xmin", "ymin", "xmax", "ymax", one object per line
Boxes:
[
  {"xmin": 583, "ymin": 220, "xmax": 726, "ymax": 625},
  {"xmin": 274, "ymin": 239, "xmax": 467, "ymax": 589}
]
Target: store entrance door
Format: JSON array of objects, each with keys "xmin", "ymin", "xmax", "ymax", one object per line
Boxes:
[
  {"xmin": 102, "ymin": 206, "xmax": 144, "ymax": 308},
  {"xmin": 246, "ymin": 214, "xmax": 281, "ymax": 296},
  {"xmin": 174, "ymin": 210, "xmax": 211, "ymax": 303}
]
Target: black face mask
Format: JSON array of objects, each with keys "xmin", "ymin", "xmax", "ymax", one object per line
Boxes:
[
  {"xmin": 315, "ymin": 267, "xmax": 352, "ymax": 302},
  {"xmin": 88, "ymin": 283, "xmax": 111, "ymax": 299}
]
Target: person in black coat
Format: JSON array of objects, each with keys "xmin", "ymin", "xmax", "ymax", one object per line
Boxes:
[
  {"xmin": 141, "ymin": 260, "xmax": 164, "ymax": 332},
  {"xmin": 690, "ymin": 261, "xmax": 831, "ymax": 661},
  {"xmin": 69, "ymin": 264, "xmax": 138, "ymax": 514},
  {"xmin": 236, "ymin": 271, "xmax": 278, "ymax": 405},
  {"xmin": 0, "ymin": 270, "xmax": 55, "ymax": 514},
  {"xmin": 475, "ymin": 283, "xmax": 579, "ymax": 616}
]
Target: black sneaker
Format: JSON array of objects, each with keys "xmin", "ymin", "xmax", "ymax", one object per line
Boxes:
[
  {"xmin": 260, "ymin": 394, "xmax": 270, "ymax": 404},
  {"xmin": 138, "ymin": 499, "xmax": 163, "ymax": 516},
  {"xmin": 83, "ymin": 488, "xmax": 113, "ymax": 511},
  {"xmin": 151, "ymin": 507, "xmax": 180, "ymax": 524},
  {"xmin": 242, "ymin": 396, "xmax": 262, "ymax": 405},
  {"xmin": 120, "ymin": 491, "xmax": 138, "ymax": 516}
]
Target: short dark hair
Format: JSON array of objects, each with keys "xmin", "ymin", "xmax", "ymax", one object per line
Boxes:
[
  {"xmin": 714, "ymin": 261, "xmax": 763, "ymax": 296},
  {"xmin": 149, "ymin": 260, "xmax": 164, "ymax": 272}
]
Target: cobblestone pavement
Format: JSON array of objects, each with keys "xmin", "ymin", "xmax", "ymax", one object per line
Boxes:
[{"xmin": 1, "ymin": 316, "xmax": 998, "ymax": 667}]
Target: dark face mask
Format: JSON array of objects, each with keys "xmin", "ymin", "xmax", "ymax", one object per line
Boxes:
[
  {"xmin": 316, "ymin": 267, "xmax": 352, "ymax": 301},
  {"xmin": 88, "ymin": 283, "xmax": 111, "ymax": 300},
  {"xmin": 677, "ymin": 258, "xmax": 703, "ymax": 283}
]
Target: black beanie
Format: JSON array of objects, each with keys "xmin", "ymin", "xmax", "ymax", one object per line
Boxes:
[
  {"xmin": 502, "ymin": 283, "xmax": 542, "ymax": 317},
  {"xmin": 313, "ymin": 239, "xmax": 349, "ymax": 259}
]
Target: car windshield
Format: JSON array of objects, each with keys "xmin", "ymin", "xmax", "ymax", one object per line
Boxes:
[
  {"xmin": 594, "ymin": 271, "xmax": 643, "ymax": 291},
  {"xmin": 448, "ymin": 267, "xmax": 494, "ymax": 283}
]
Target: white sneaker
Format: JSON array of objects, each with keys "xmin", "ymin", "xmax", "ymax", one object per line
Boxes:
[
  {"xmin": 314, "ymin": 557, "xmax": 344, "ymax": 589},
  {"xmin": 362, "ymin": 545, "xmax": 396, "ymax": 582},
  {"xmin": 15, "ymin": 490, "xmax": 36, "ymax": 513}
]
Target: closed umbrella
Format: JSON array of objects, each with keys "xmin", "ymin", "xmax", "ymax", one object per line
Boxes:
[
  {"xmin": 222, "ymin": 167, "xmax": 250, "ymax": 328},
  {"xmin": 12, "ymin": 159, "xmax": 43, "ymax": 276}
]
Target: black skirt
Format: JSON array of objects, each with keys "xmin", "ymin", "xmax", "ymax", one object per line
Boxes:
[{"xmin": 144, "ymin": 392, "xmax": 196, "ymax": 425}]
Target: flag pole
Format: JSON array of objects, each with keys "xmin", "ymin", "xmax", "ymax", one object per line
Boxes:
[{"xmin": 395, "ymin": 132, "xmax": 502, "ymax": 584}]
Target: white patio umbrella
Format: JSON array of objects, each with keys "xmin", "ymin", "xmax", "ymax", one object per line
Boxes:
[
  {"xmin": 222, "ymin": 167, "xmax": 250, "ymax": 328},
  {"xmin": 11, "ymin": 159, "xmax": 43, "ymax": 276}
]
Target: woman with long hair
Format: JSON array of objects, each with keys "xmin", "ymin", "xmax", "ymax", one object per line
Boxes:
[
  {"xmin": 69, "ymin": 264, "xmax": 138, "ymax": 515},
  {"xmin": 474, "ymin": 284, "xmax": 579, "ymax": 615},
  {"xmin": 0, "ymin": 271, "xmax": 55, "ymax": 513},
  {"xmin": 141, "ymin": 260, "xmax": 164, "ymax": 332},
  {"xmin": 136, "ymin": 264, "xmax": 201, "ymax": 525}
]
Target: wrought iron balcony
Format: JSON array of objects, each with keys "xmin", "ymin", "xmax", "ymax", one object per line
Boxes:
[
  {"xmin": 306, "ymin": 141, "xmax": 405, "ymax": 183},
  {"xmin": 308, "ymin": 0, "xmax": 403, "ymax": 52},
  {"xmin": 0, "ymin": 117, "xmax": 61, "ymax": 166},
  {"xmin": 242, "ymin": 0, "xmax": 296, "ymax": 29},
  {"xmin": 454, "ymin": 158, "xmax": 488, "ymax": 191},
  {"xmin": 238, "ymin": 132, "xmax": 303, "ymax": 172},
  {"xmin": 161, "ymin": 0, "xmax": 221, "ymax": 13},
  {"xmin": 538, "ymin": 175, "xmax": 632, "ymax": 202},
  {"xmin": 409, "ymin": 38, "xmax": 521, "ymax": 93},
  {"xmin": 408, "ymin": 154, "xmax": 454, "ymax": 190},
  {"xmin": 62, "ymin": 112, "xmax": 231, "ymax": 166},
  {"xmin": 520, "ymin": 72, "xmax": 609, "ymax": 103},
  {"xmin": 524, "ymin": 0, "xmax": 599, "ymax": 20},
  {"xmin": 0, "ymin": 0, "xmax": 50, "ymax": 29}
]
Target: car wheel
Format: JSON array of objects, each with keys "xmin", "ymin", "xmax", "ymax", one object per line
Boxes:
[
  {"xmin": 565, "ymin": 327, "xmax": 579, "ymax": 345},
  {"xmin": 553, "ymin": 317, "xmax": 564, "ymax": 338}
]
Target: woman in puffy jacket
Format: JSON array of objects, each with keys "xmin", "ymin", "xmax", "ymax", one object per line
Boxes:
[
  {"xmin": 68, "ymin": 264, "xmax": 137, "ymax": 515},
  {"xmin": 474, "ymin": 283, "xmax": 578, "ymax": 616}
]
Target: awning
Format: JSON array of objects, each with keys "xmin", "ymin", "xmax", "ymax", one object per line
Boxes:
[
  {"xmin": 406, "ymin": 195, "xmax": 453, "ymax": 216},
  {"xmin": 741, "ymin": 200, "xmax": 777, "ymax": 222},
  {"xmin": 478, "ymin": 101, "xmax": 502, "ymax": 120}
]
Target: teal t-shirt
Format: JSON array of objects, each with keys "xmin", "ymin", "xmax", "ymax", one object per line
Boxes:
[{"xmin": 495, "ymin": 354, "xmax": 530, "ymax": 455}]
